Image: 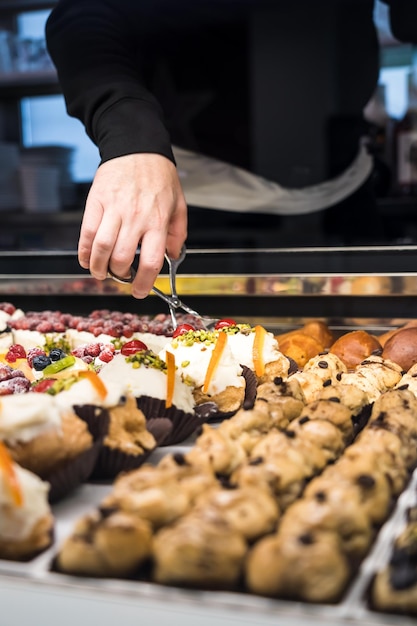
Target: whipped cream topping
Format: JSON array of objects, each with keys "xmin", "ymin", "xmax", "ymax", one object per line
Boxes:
[
  {"xmin": 226, "ymin": 328, "xmax": 284, "ymax": 370},
  {"xmin": 12, "ymin": 329, "xmax": 49, "ymax": 351},
  {"xmin": 0, "ymin": 463, "xmax": 51, "ymax": 541},
  {"xmin": 0, "ymin": 393, "xmax": 62, "ymax": 443},
  {"xmin": 160, "ymin": 336, "xmax": 244, "ymax": 396},
  {"xmin": 53, "ymin": 373, "xmax": 127, "ymax": 410},
  {"xmin": 98, "ymin": 352, "xmax": 195, "ymax": 413}
]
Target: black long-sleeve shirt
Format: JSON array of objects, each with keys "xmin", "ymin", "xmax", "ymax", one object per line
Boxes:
[{"xmin": 45, "ymin": 0, "xmax": 417, "ymax": 187}]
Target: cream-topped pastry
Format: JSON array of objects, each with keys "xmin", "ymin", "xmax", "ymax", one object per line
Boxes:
[
  {"xmin": 52, "ymin": 372, "xmax": 127, "ymax": 411},
  {"xmin": 0, "ymin": 460, "xmax": 51, "ymax": 544},
  {"xmin": 0, "ymin": 316, "xmax": 13, "ymax": 351},
  {"xmin": 159, "ymin": 329, "xmax": 245, "ymax": 397},
  {"xmin": 0, "ymin": 393, "xmax": 62, "ymax": 444},
  {"xmin": 225, "ymin": 324, "xmax": 289, "ymax": 376},
  {"xmin": 99, "ymin": 351, "xmax": 195, "ymax": 415}
]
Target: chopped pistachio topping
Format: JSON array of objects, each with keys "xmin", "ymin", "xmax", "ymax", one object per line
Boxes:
[
  {"xmin": 172, "ymin": 329, "xmax": 218, "ymax": 348},
  {"xmin": 44, "ymin": 335, "xmax": 71, "ymax": 354},
  {"xmin": 126, "ymin": 349, "xmax": 168, "ymax": 373}
]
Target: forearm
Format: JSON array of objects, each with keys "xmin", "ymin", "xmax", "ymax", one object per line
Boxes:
[{"xmin": 45, "ymin": 0, "xmax": 174, "ymax": 164}]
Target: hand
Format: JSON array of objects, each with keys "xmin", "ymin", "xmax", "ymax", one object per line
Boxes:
[{"xmin": 78, "ymin": 153, "xmax": 188, "ymax": 298}]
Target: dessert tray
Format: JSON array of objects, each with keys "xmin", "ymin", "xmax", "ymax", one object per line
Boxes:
[
  {"xmin": 0, "ymin": 435, "xmax": 416, "ymax": 626},
  {"xmin": 1, "ymin": 246, "xmax": 417, "ymax": 625}
]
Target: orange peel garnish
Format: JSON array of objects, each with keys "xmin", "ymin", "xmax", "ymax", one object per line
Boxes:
[
  {"xmin": 0, "ymin": 441, "xmax": 23, "ymax": 507},
  {"xmin": 79, "ymin": 370, "xmax": 108, "ymax": 400},
  {"xmin": 253, "ymin": 325, "xmax": 267, "ymax": 377},
  {"xmin": 203, "ymin": 331, "xmax": 227, "ymax": 394},
  {"xmin": 165, "ymin": 351, "xmax": 176, "ymax": 408}
]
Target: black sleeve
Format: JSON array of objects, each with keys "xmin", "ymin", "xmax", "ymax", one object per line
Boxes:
[
  {"xmin": 45, "ymin": 0, "xmax": 175, "ymax": 165},
  {"xmin": 382, "ymin": 0, "xmax": 417, "ymax": 43}
]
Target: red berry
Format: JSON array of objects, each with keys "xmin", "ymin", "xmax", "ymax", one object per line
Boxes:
[
  {"xmin": 99, "ymin": 348, "xmax": 115, "ymax": 363},
  {"xmin": 85, "ymin": 343, "xmax": 101, "ymax": 357},
  {"xmin": 214, "ymin": 318, "xmax": 237, "ymax": 330},
  {"xmin": 5, "ymin": 344, "xmax": 27, "ymax": 363},
  {"xmin": 32, "ymin": 379, "xmax": 55, "ymax": 393},
  {"xmin": 172, "ymin": 323, "xmax": 195, "ymax": 338},
  {"xmin": 27, "ymin": 347, "xmax": 46, "ymax": 367},
  {"xmin": 0, "ymin": 302, "xmax": 15, "ymax": 315},
  {"xmin": 120, "ymin": 339, "xmax": 148, "ymax": 356}
]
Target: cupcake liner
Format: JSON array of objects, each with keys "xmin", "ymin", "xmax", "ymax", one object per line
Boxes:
[
  {"xmin": 136, "ymin": 396, "xmax": 210, "ymax": 446},
  {"xmin": 207, "ymin": 365, "xmax": 257, "ymax": 423},
  {"xmin": 91, "ymin": 417, "xmax": 173, "ymax": 480},
  {"xmin": 47, "ymin": 405, "xmax": 109, "ymax": 503}
]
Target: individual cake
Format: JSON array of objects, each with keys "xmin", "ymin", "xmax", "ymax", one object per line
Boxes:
[
  {"xmin": 50, "ymin": 369, "xmax": 165, "ymax": 478},
  {"xmin": 0, "ymin": 392, "xmax": 101, "ymax": 501},
  {"xmin": 0, "ymin": 441, "xmax": 54, "ymax": 561},
  {"xmin": 54, "ymin": 508, "xmax": 153, "ymax": 578},
  {"xmin": 0, "ymin": 302, "xmax": 23, "ymax": 352},
  {"xmin": 98, "ymin": 344, "xmax": 202, "ymax": 445},
  {"xmin": 245, "ymin": 525, "xmax": 351, "ymax": 603},
  {"xmin": 152, "ymin": 508, "xmax": 248, "ymax": 588},
  {"xmin": 159, "ymin": 326, "xmax": 246, "ymax": 415},
  {"xmin": 371, "ymin": 505, "xmax": 417, "ymax": 616},
  {"xmin": 0, "ymin": 393, "xmax": 93, "ymax": 478},
  {"xmin": 217, "ymin": 321, "xmax": 291, "ymax": 384}
]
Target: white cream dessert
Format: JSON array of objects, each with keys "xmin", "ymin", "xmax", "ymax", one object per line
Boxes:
[
  {"xmin": 52, "ymin": 372, "xmax": 127, "ymax": 411},
  {"xmin": 159, "ymin": 330, "xmax": 245, "ymax": 398},
  {"xmin": 0, "ymin": 393, "xmax": 62, "ymax": 444},
  {"xmin": 99, "ymin": 351, "xmax": 195, "ymax": 415},
  {"xmin": 225, "ymin": 324, "xmax": 290, "ymax": 379},
  {"xmin": 0, "ymin": 459, "xmax": 51, "ymax": 546},
  {"xmin": 0, "ymin": 315, "xmax": 13, "ymax": 351},
  {"xmin": 11, "ymin": 329, "xmax": 65, "ymax": 352}
]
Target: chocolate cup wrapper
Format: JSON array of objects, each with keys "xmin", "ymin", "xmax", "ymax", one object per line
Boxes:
[
  {"xmin": 47, "ymin": 405, "xmax": 109, "ymax": 503},
  {"xmin": 91, "ymin": 417, "xmax": 172, "ymax": 480},
  {"xmin": 206, "ymin": 365, "xmax": 257, "ymax": 423},
  {"xmin": 136, "ymin": 396, "xmax": 209, "ymax": 446}
]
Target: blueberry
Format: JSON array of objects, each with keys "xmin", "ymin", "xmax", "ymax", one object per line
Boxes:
[
  {"xmin": 32, "ymin": 355, "xmax": 52, "ymax": 371},
  {"xmin": 49, "ymin": 348, "xmax": 66, "ymax": 361}
]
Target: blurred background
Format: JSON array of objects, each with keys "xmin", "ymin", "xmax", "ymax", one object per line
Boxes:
[{"xmin": 0, "ymin": 0, "xmax": 416, "ymax": 250}]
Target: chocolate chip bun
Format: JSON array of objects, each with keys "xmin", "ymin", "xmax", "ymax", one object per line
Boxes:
[{"xmin": 55, "ymin": 509, "xmax": 153, "ymax": 577}]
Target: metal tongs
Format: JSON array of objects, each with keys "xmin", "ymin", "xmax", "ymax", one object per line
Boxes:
[{"xmin": 108, "ymin": 245, "xmax": 215, "ymax": 330}]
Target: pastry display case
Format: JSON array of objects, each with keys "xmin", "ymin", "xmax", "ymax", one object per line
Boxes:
[{"xmin": 1, "ymin": 245, "xmax": 417, "ymax": 626}]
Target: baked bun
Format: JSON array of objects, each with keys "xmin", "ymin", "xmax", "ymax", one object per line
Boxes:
[
  {"xmin": 378, "ymin": 319, "xmax": 417, "ymax": 347},
  {"xmin": 382, "ymin": 327, "xmax": 417, "ymax": 371},
  {"xmin": 277, "ymin": 332, "xmax": 324, "ymax": 368},
  {"xmin": 302, "ymin": 321, "xmax": 334, "ymax": 348},
  {"xmin": 329, "ymin": 330, "xmax": 382, "ymax": 370}
]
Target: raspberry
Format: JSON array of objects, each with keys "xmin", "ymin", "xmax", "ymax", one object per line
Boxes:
[
  {"xmin": 27, "ymin": 347, "xmax": 46, "ymax": 368},
  {"xmin": 85, "ymin": 343, "xmax": 101, "ymax": 357},
  {"xmin": 0, "ymin": 364, "xmax": 13, "ymax": 382},
  {"xmin": 71, "ymin": 347, "xmax": 86, "ymax": 358},
  {"xmin": 36, "ymin": 321, "xmax": 54, "ymax": 333},
  {"xmin": 0, "ymin": 377, "xmax": 30, "ymax": 395},
  {"xmin": 0, "ymin": 302, "xmax": 15, "ymax": 315},
  {"xmin": 5, "ymin": 344, "xmax": 27, "ymax": 363},
  {"xmin": 98, "ymin": 348, "xmax": 114, "ymax": 363}
]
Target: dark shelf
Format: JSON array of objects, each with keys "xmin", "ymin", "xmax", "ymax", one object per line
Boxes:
[
  {"xmin": 0, "ymin": 0, "xmax": 56, "ymax": 12},
  {"xmin": 0, "ymin": 70, "xmax": 60, "ymax": 97}
]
